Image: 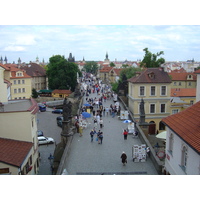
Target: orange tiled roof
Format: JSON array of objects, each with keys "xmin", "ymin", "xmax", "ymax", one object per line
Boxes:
[
  {"xmin": 0, "ymin": 138, "xmax": 33, "ymax": 167},
  {"xmin": 171, "ymin": 88, "xmax": 196, "ymax": 97},
  {"xmin": 162, "ymin": 101, "xmax": 200, "ymax": 154},
  {"xmin": 112, "ymin": 68, "xmax": 123, "ymax": 76},
  {"xmin": 168, "ymin": 72, "xmax": 197, "ymax": 81},
  {"xmin": 194, "ymin": 69, "xmax": 200, "ymax": 74},
  {"xmin": 99, "ymin": 66, "xmax": 113, "ymax": 73}
]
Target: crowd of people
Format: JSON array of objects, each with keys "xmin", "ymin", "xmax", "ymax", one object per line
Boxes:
[{"xmin": 72, "ymin": 73, "xmax": 150, "ymax": 165}]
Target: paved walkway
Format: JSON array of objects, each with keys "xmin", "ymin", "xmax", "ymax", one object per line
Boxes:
[{"xmin": 64, "ymin": 92, "xmax": 158, "ymax": 175}]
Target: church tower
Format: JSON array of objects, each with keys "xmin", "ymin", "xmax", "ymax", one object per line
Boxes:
[{"xmin": 104, "ymin": 52, "xmax": 110, "ymax": 64}]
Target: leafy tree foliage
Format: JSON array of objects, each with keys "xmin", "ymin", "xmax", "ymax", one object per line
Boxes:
[
  {"xmin": 83, "ymin": 61, "xmax": 98, "ymax": 75},
  {"xmin": 32, "ymin": 88, "xmax": 38, "ymax": 98},
  {"xmin": 46, "ymin": 55, "xmax": 81, "ymax": 92},
  {"xmin": 140, "ymin": 48, "xmax": 165, "ymax": 68},
  {"xmin": 110, "ymin": 62, "xmax": 115, "ymax": 67}
]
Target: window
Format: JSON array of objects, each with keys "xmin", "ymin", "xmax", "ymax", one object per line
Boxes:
[
  {"xmin": 18, "ymin": 88, "xmax": 21, "ymax": 93},
  {"xmin": 179, "ymin": 82, "xmax": 181, "ymax": 86},
  {"xmin": 22, "ymin": 80, "xmax": 25, "ymax": 84},
  {"xmin": 160, "ymin": 104, "xmax": 165, "ymax": 113},
  {"xmin": 161, "ymin": 86, "xmax": 166, "ymax": 96},
  {"xmin": 150, "ymin": 86, "xmax": 156, "ymax": 96},
  {"xmin": 140, "ymin": 86, "xmax": 145, "ymax": 96},
  {"xmin": 190, "ymin": 100, "xmax": 194, "ymax": 105},
  {"xmin": 172, "ymin": 109, "xmax": 179, "ymax": 114},
  {"xmin": 14, "ymin": 89, "xmax": 17, "ymax": 93},
  {"xmin": 168, "ymin": 133, "xmax": 174, "ymax": 155},
  {"xmin": 180, "ymin": 145, "xmax": 188, "ymax": 172},
  {"xmin": 22, "ymin": 88, "xmax": 25, "ymax": 93},
  {"xmin": 173, "ymin": 82, "xmax": 177, "ymax": 86},
  {"xmin": 150, "ymin": 104, "xmax": 155, "ymax": 113},
  {"xmin": 14, "ymin": 80, "xmax": 16, "ymax": 84},
  {"xmin": 18, "ymin": 80, "xmax": 21, "ymax": 84}
]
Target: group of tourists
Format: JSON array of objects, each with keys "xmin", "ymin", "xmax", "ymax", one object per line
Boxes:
[{"xmin": 90, "ymin": 128, "xmax": 103, "ymax": 144}]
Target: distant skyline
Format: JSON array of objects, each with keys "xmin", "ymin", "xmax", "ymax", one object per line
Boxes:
[{"xmin": 1, "ymin": 25, "xmax": 200, "ymax": 64}]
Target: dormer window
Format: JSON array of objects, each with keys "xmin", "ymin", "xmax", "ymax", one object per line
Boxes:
[
  {"xmin": 148, "ymin": 72, "xmax": 155, "ymax": 79},
  {"xmin": 17, "ymin": 72, "xmax": 22, "ymax": 77},
  {"xmin": 187, "ymin": 74, "xmax": 193, "ymax": 80}
]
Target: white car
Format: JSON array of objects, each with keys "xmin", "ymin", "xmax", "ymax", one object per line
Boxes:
[{"xmin": 38, "ymin": 136, "xmax": 54, "ymax": 145}]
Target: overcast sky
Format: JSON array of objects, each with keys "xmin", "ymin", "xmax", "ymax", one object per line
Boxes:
[
  {"xmin": 1, "ymin": 1, "xmax": 200, "ymax": 64},
  {"xmin": 1, "ymin": 25, "xmax": 200, "ymax": 64}
]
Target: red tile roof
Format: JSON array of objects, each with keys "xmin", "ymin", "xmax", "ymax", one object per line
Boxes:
[
  {"xmin": 128, "ymin": 68, "xmax": 171, "ymax": 83},
  {"xmin": 171, "ymin": 88, "xmax": 196, "ymax": 97},
  {"xmin": 194, "ymin": 69, "xmax": 200, "ymax": 74},
  {"xmin": 162, "ymin": 101, "xmax": 200, "ymax": 154},
  {"xmin": 168, "ymin": 72, "xmax": 197, "ymax": 81},
  {"xmin": 0, "ymin": 138, "xmax": 33, "ymax": 167},
  {"xmin": 112, "ymin": 68, "xmax": 123, "ymax": 76},
  {"xmin": 99, "ymin": 66, "xmax": 113, "ymax": 73}
]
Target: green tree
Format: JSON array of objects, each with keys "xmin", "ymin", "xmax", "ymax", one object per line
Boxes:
[
  {"xmin": 140, "ymin": 48, "xmax": 165, "ymax": 68},
  {"xmin": 83, "ymin": 61, "xmax": 98, "ymax": 75},
  {"xmin": 110, "ymin": 62, "xmax": 115, "ymax": 67},
  {"xmin": 32, "ymin": 88, "xmax": 38, "ymax": 98},
  {"xmin": 47, "ymin": 55, "xmax": 80, "ymax": 92}
]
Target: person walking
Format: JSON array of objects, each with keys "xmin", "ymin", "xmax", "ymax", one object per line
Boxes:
[
  {"xmin": 123, "ymin": 129, "xmax": 128, "ymax": 140},
  {"xmin": 98, "ymin": 131, "xmax": 103, "ymax": 144},
  {"xmin": 121, "ymin": 152, "xmax": 127, "ymax": 166},
  {"xmin": 99, "ymin": 118, "xmax": 104, "ymax": 129},
  {"xmin": 90, "ymin": 129, "xmax": 95, "ymax": 142}
]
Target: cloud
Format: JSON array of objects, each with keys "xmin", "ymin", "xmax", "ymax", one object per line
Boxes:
[
  {"xmin": 15, "ymin": 35, "xmax": 37, "ymax": 46},
  {"xmin": 3, "ymin": 45, "xmax": 26, "ymax": 52}
]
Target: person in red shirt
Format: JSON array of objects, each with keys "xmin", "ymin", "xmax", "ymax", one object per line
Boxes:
[{"xmin": 123, "ymin": 129, "xmax": 128, "ymax": 140}]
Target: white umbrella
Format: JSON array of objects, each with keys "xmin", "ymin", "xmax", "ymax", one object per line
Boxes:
[{"xmin": 156, "ymin": 130, "xmax": 166, "ymax": 139}]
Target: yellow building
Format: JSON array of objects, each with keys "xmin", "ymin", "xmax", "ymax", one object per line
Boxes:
[
  {"xmin": 3, "ymin": 64, "xmax": 32, "ymax": 100},
  {"xmin": 169, "ymin": 72, "xmax": 197, "ymax": 89},
  {"xmin": 0, "ymin": 99, "xmax": 40, "ymax": 175},
  {"xmin": 52, "ymin": 89, "xmax": 72, "ymax": 98},
  {"xmin": 170, "ymin": 88, "xmax": 196, "ymax": 114},
  {"xmin": 128, "ymin": 68, "xmax": 172, "ymax": 134},
  {"xmin": 99, "ymin": 66, "xmax": 123, "ymax": 83}
]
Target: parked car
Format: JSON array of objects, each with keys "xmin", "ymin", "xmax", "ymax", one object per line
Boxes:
[
  {"xmin": 37, "ymin": 130, "xmax": 44, "ymax": 137},
  {"xmin": 38, "ymin": 104, "xmax": 46, "ymax": 112},
  {"xmin": 56, "ymin": 116, "xmax": 63, "ymax": 127},
  {"xmin": 52, "ymin": 109, "xmax": 63, "ymax": 114},
  {"xmin": 37, "ymin": 136, "xmax": 54, "ymax": 145}
]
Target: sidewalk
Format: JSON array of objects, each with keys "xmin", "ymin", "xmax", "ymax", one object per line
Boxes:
[{"xmin": 63, "ymin": 92, "xmax": 158, "ymax": 175}]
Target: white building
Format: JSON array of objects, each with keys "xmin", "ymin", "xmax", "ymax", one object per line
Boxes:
[{"xmin": 162, "ymin": 101, "xmax": 200, "ymax": 175}]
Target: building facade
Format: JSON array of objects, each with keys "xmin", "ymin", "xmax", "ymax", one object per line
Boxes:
[
  {"xmin": 0, "ymin": 99, "xmax": 40, "ymax": 175},
  {"xmin": 128, "ymin": 68, "xmax": 172, "ymax": 133},
  {"xmin": 162, "ymin": 101, "xmax": 200, "ymax": 175}
]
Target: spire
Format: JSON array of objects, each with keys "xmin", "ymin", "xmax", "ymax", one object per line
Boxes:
[
  {"xmin": 0, "ymin": 56, "xmax": 3, "ymax": 63},
  {"xmin": 106, "ymin": 52, "xmax": 108, "ymax": 59},
  {"xmin": 18, "ymin": 57, "xmax": 21, "ymax": 64},
  {"xmin": 4, "ymin": 56, "xmax": 7, "ymax": 64}
]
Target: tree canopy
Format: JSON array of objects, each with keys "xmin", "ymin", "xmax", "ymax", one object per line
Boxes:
[
  {"xmin": 46, "ymin": 55, "xmax": 81, "ymax": 92},
  {"xmin": 140, "ymin": 48, "xmax": 165, "ymax": 68},
  {"xmin": 83, "ymin": 61, "xmax": 98, "ymax": 75}
]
